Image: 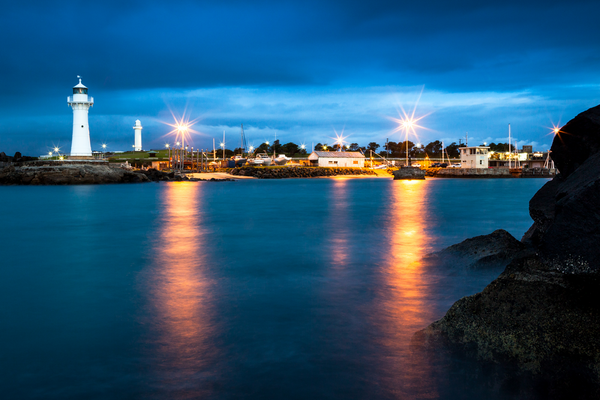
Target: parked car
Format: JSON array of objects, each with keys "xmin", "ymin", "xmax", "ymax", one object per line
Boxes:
[
  {"xmin": 449, "ymin": 163, "xmax": 461, "ymax": 168},
  {"xmin": 411, "ymin": 163, "xmax": 421, "ymax": 168}
]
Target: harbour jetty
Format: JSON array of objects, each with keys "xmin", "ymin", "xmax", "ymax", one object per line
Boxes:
[
  {"xmin": 416, "ymin": 104, "xmax": 600, "ymax": 397},
  {"xmin": 228, "ymin": 166, "xmax": 377, "ymax": 179}
]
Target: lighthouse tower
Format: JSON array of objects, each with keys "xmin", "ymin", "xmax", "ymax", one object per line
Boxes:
[
  {"xmin": 67, "ymin": 76, "xmax": 94, "ymax": 158},
  {"xmin": 133, "ymin": 120, "xmax": 143, "ymax": 151}
]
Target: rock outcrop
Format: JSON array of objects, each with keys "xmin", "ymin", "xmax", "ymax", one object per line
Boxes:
[
  {"xmin": 424, "ymin": 229, "xmax": 527, "ymax": 269},
  {"xmin": 417, "ymin": 104, "xmax": 600, "ymax": 396},
  {"xmin": 392, "ymin": 166, "xmax": 426, "ymax": 180},
  {"xmin": 0, "ymin": 163, "xmax": 150, "ymax": 185}
]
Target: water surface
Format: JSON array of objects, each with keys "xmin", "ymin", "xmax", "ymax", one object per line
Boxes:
[{"xmin": 0, "ymin": 177, "xmax": 548, "ymax": 399}]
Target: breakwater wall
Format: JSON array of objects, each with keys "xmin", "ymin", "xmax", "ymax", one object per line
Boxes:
[
  {"xmin": 426, "ymin": 167, "xmax": 556, "ymax": 178},
  {"xmin": 229, "ymin": 166, "xmax": 377, "ymax": 179}
]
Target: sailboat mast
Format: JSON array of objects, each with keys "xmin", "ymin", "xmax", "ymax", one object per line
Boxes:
[{"xmin": 508, "ymin": 124, "xmax": 512, "ymax": 169}]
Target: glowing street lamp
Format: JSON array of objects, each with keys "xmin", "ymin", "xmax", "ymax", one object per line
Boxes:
[{"xmin": 388, "ymin": 89, "xmax": 430, "ymax": 166}]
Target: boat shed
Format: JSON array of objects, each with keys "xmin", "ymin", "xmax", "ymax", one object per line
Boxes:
[{"xmin": 308, "ymin": 151, "xmax": 365, "ymax": 168}]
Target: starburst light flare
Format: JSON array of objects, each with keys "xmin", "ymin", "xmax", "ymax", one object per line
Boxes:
[{"xmin": 161, "ymin": 108, "xmax": 202, "ymax": 148}]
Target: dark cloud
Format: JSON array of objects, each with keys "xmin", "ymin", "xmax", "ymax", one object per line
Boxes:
[{"xmin": 1, "ymin": 0, "xmax": 599, "ymax": 154}]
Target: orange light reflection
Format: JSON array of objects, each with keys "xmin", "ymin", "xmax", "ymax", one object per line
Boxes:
[
  {"xmin": 151, "ymin": 182, "xmax": 215, "ymax": 381},
  {"xmin": 382, "ymin": 179, "xmax": 438, "ymax": 398}
]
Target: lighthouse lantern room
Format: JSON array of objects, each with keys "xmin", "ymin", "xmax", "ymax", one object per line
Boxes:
[{"xmin": 67, "ymin": 76, "xmax": 94, "ymax": 158}]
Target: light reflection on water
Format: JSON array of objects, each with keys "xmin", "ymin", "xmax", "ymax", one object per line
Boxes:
[{"xmin": 146, "ymin": 182, "xmax": 217, "ymax": 393}]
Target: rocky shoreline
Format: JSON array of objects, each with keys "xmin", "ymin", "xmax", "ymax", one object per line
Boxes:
[
  {"xmin": 0, "ymin": 164, "xmax": 234, "ymax": 185},
  {"xmin": 415, "ymin": 104, "xmax": 600, "ymax": 397},
  {"xmin": 229, "ymin": 166, "xmax": 378, "ymax": 178}
]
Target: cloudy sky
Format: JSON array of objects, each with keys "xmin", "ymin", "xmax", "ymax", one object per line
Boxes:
[{"xmin": 1, "ymin": 0, "xmax": 599, "ymax": 155}]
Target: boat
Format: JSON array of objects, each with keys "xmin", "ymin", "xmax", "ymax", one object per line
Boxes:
[
  {"xmin": 246, "ymin": 157, "xmax": 264, "ymax": 166},
  {"xmin": 255, "ymin": 153, "xmax": 272, "ymax": 166},
  {"xmin": 233, "ymin": 155, "xmax": 247, "ymax": 167},
  {"xmin": 273, "ymin": 154, "xmax": 290, "ymax": 165}
]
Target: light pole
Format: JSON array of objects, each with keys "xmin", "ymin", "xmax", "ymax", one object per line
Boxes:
[{"xmin": 165, "ymin": 144, "xmax": 170, "ymax": 170}]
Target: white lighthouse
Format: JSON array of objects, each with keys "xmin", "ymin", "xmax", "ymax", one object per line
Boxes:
[
  {"xmin": 67, "ymin": 76, "xmax": 94, "ymax": 158},
  {"xmin": 133, "ymin": 120, "xmax": 143, "ymax": 151}
]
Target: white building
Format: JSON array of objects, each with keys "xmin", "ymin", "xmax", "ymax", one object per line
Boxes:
[
  {"xmin": 308, "ymin": 151, "xmax": 365, "ymax": 167},
  {"xmin": 133, "ymin": 120, "xmax": 143, "ymax": 151},
  {"xmin": 460, "ymin": 146, "xmax": 489, "ymax": 168},
  {"xmin": 67, "ymin": 77, "xmax": 94, "ymax": 158}
]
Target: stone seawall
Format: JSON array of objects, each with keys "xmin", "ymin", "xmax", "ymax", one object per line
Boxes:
[
  {"xmin": 426, "ymin": 167, "xmax": 556, "ymax": 178},
  {"xmin": 427, "ymin": 168, "xmax": 513, "ymax": 178},
  {"xmin": 229, "ymin": 166, "xmax": 377, "ymax": 179}
]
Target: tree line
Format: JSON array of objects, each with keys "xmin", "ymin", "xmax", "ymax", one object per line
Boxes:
[{"xmin": 222, "ymin": 140, "xmax": 513, "ymax": 158}]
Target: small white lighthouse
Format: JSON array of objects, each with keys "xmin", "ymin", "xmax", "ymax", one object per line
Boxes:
[
  {"xmin": 67, "ymin": 76, "xmax": 94, "ymax": 158},
  {"xmin": 133, "ymin": 120, "xmax": 143, "ymax": 151}
]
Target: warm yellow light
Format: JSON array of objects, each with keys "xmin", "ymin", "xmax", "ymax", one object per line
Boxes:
[
  {"xmin": 177, "ymin": 124, "xmax": 188, "ymax": 133},
  {"xmin": 266, "ymin": 141, "xmax": 270, "ymax": 145},
  {"xmin": 220, "ymin": 142, "xmax": 224, "ymax": 148},
  {"xmin": 165, "ymin": 144, "xmax": 170, "ymax": 148},
  {"xmin": 54, "ymin": 147, "xmax": 59, "ymax": 153},
  {"xmin": 553, "ymin": 127, "xmax": 560, "ymax": 134}
]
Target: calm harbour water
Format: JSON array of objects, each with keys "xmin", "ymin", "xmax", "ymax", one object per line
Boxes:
[{"xmin": 0, "ymin": 177, "xmax": 548, "ymax": 399}]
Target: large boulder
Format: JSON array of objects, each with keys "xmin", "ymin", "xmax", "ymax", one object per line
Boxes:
[
  {"xmin": 550, "ymin": 104, "xmax": 600, "ymax": 178},
  {"xmin": 418, "ymin": 104, "xmax": 600, "ymax": 394},
  {"xmin": 424, "ymin": 229, "xmax": 527, "ymax": 269}
]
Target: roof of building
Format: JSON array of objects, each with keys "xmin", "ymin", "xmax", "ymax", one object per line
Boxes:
[
  {"xmin": 310, "ymin": 151, "xmax": 365, "ymax": 158},
  {"xmin": 73, "ymin": 77, "xmax": 87, "ymax": 89}
]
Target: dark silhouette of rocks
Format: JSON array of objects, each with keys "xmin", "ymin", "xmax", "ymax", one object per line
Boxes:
[
  {"xmin": 392, "ymin": 166, "xmax": 425, "ymax": 180},
  {"xmin": 0, "ymin": 163, "xmax": 150, "ymax": 185},
  {"xmin": 417, "ymin": 104, "xmax": 600, "ymax": 397},
  {"xmin": 550, "ymin": 104, "xmax": 600, "ymax": 178},
  {"xmin": 424, "ymin": 229, "xmax": 527, "ymax": 269}
]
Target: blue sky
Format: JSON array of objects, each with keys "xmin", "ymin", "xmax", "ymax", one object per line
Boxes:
[{"xmin": 1, "ymin": 0, "xmax": 599, "ymax": 155}]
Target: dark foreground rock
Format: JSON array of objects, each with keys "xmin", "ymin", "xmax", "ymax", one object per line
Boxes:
[
  {"xmin": 230, "ymin": 166, "xmax": 377, "ymax": 179},
  {"xmin": 417, "ymin": 104, "xmax": 600, "ymax": 396},
  {"xmin": 392, "ymin": 166, "xmax": 425, "ymax": 180},
  {"xmin": 0, "ymin": 163, "xmax": 150, "ymax": 185},
  {"xmin": 424, "ymin": 229, "xmax": 527, "ymax": 269}
]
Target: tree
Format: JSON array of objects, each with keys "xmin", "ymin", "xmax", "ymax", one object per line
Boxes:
[
  {"xmin": 349, "ymin": 143, "xmax": 360, "ymax": 151},
  {"xmin": 271, "ymin": 139, "xmax": 280, "ymax": 154},
  {"xmin": 488, "ymin": 142, "xmax": 509, "ymax": 152},
  {"xmin": 446, "ymin": 142, "xmax": 460, "ymax": 158},
  {"xmin": 280, "ymin": 142, "xmax": 299, "ymax": 156},
  {"xmin": 367, "ymin": 142, "xmax": 380, "ymax": 153},
  {"xmin": 256, "ymin": 142, "xmax": 270, "ymax": 153},
  {"xmin": 425, "ymin": 140, "xmax": 442, "ymax": 157},
  {"xmin": 398, "ymin": 141, "xmax": 415, "ymax": 157}
]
